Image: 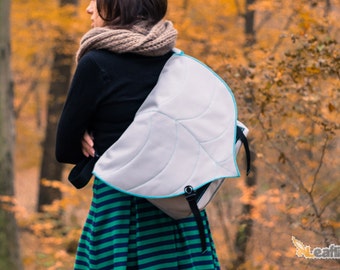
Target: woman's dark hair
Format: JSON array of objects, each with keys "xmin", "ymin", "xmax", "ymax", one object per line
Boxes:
[{"xmin": 96, "ymin": 0, "xmax": 168, "ymax": 27}]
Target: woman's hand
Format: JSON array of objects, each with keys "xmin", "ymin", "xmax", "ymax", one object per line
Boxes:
[{"xmin": 82, "ymin": 131, "xmax": 95, "ymax": 157}]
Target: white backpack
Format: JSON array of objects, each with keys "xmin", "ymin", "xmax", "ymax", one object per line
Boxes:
[{"xmin": 92, "ymin": 49, "xmax": 250, "ymax": 251}]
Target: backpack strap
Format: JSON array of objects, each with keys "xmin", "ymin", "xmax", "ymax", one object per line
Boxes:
[
  {"xmin": 236, "ymin": 125, "xmax": 251, "ymax": 176},
  {"xmin": 184, "ymin": 125, "xmax": 251, "ymax": 253},
  {"xmin": 184, "ymin": 185, "xmax": 207, "ymax": 253}
]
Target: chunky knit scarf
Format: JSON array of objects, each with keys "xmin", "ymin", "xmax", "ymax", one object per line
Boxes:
[{"xmin": 76, "ymin": 20, "xmax": 177, "ymax": 62}]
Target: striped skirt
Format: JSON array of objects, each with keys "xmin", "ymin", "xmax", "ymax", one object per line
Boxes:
[{"xmin": 74, "ymin": 178, "xmax": 220, "ymax": 269}]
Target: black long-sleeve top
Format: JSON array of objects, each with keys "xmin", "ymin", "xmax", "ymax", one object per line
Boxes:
[{"xmin": 56, "ymin": 50, "xmax": 173, "ymax": 164}]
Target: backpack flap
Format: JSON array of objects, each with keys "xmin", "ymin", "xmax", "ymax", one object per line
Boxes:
[{"xmin": 93, "ymin": 51, "xmax": 243, "ymax": 200}]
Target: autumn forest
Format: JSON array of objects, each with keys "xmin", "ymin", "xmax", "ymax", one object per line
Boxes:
[{"xmin": 0, "ymin": 0, "xmax": 339, "ymax": 269}]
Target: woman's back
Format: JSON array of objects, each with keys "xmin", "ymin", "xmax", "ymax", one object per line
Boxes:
[{"xmin": 56, "ymin": 50, "xmax": 173, "ymax": 163}]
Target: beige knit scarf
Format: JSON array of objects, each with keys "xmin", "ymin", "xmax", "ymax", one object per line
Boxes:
[{"xmin": 76, "ymin": 20, "xmax": 177, "ymax": 62}]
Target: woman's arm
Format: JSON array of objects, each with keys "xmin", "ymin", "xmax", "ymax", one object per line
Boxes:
[{"xmin": 55, "ymin": 53, "xmax": 105, "ymax": 164}]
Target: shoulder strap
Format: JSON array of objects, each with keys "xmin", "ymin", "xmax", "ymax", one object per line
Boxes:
[
  {"xmin": 236, "ymin": 126, "xmax": 251, "ymax": 175},
  {"xmin": 185, "ymin": 124, "xmax": 251, "ymax": 253},
  {"xmin": 184, "ymin": 186, "xmax": 208, "ymax": 253}
]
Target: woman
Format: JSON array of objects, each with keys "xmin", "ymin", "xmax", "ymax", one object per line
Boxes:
[{"xmin": 56, "ymin": 0, "xmax": 220, "ymax": 269}]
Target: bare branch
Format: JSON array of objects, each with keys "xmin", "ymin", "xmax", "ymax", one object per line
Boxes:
[{"xmin": 309, "ymin": 135, "xmax": 329, "ymax": 194}]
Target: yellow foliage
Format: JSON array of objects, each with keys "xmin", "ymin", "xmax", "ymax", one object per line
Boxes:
[
  {"xmin": 286, "ymin": 124, "xmax": 300, "ymax": 137},
  {"xmin": 300, "ymin": 217, "xmax": 309, "ymax": 225},
  {"xmin": 250, "ymin": 0, "xmax": 280, "ymax": 12},
  {"xmin": 324, "ymin": 220, "xmax": 340, "ymax": 229},
  {"xmin": 41, "ymin": 179, "xmax": 77, "ymax": 195},
  {"xmin": 237, "ymin": 184, "xmax": 256, "ymax": 205},
  {"xmin": 0, "ymin": 195, "xmax": 15, "ymax": 204},
  {"xmin": 30, "ymin": 221, "xmax": 55, "ymax": 237}
]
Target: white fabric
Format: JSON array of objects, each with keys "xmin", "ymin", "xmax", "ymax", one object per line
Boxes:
[{"xmin": 93, "ymin": 50, "xmax": 242, "ymax": 199}]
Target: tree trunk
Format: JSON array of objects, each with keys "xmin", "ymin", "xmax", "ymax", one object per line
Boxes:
[
  {"xmin": 232, "ymin": 144, "xmax": 257, "ymax": 269},
  {"xmin": 231, "ymin": 1, "xmax": 257, "ymax": 266},
  {"xmin": 324, "ymin": 0, "xmax": 331, "ymax": 16},
  {"xmin": 0, "ymin": 0, "xmax": 23, "ymax": 269},
  {"xmin": 244, "ymin": 0, "xmax": 256, "ymax": 47},
  {"xmin": 37, "ymin": 0, "xmax": 79, "ymax": 212}
]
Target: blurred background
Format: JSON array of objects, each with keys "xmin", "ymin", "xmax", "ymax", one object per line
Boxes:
[{"xmin": 0, "ymin": 0, "xmax": 339, "ymax": 269}]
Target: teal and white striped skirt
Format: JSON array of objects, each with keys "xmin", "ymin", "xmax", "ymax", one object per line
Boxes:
[{"xmin": 74, "ymin": 178, "xmax": 220, "ymax": 269}]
